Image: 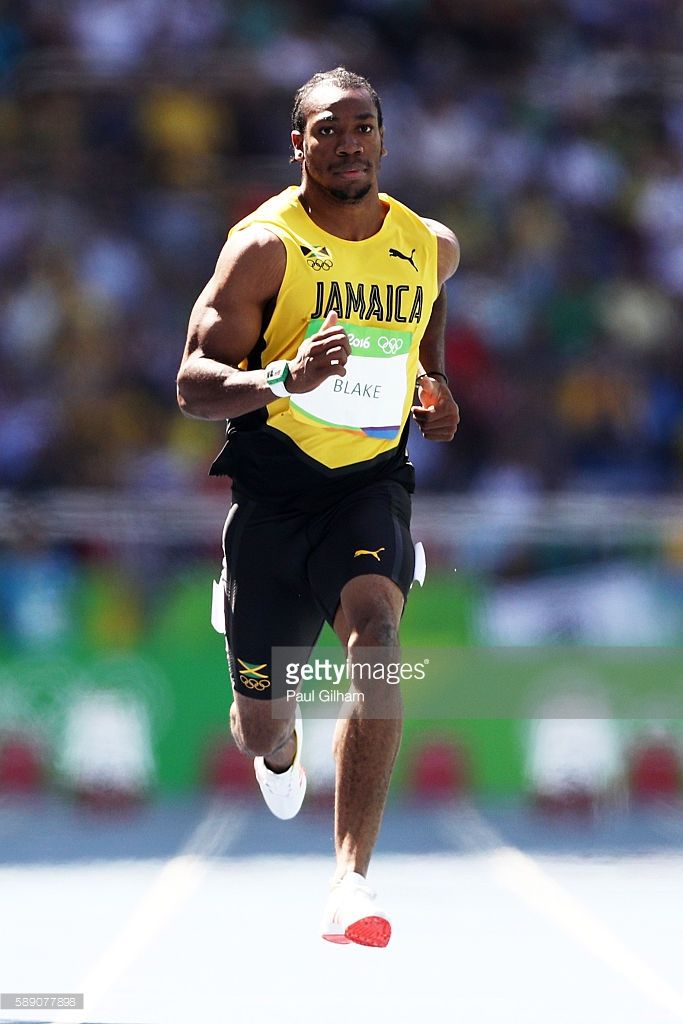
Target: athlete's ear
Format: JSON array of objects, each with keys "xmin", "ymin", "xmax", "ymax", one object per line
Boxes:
[
  {"xmin": 380, "ymin": 128, "xmax": 387, "ymax": 158},
  {"xmin": 291, "ymin": 130, "xmax": 304, "ymax": 162}
]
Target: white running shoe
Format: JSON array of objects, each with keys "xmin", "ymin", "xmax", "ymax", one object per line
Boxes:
[
  {"xmin": 321, "ymin": 871, "xmax": 391, "ymax": 947},
  {"xmin": 254, "ymin": 711, "xmax": 306, "ymax": 820}
]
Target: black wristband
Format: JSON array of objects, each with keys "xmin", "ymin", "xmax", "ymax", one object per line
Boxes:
[{"xmin": 416, "ymin": 370, "xmax": 449, "ymax": 385}]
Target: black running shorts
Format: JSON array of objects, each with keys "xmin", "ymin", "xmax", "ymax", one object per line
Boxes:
[{"xmin": 221, "ymin": 479, "xmax": 415, "ymax": 700}]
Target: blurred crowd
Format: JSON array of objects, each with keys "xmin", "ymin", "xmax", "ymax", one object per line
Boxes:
[{"xmin": 1, "ymin": 0, "xmax": 683, "ymax": 498}]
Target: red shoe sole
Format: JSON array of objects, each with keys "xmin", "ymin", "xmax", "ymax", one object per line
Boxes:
[{"xmin": 345, "ymin": 915, "xmax": 391, "ymax": 948}]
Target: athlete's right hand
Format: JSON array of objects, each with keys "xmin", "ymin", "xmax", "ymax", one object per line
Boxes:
[{"xmin": 285, "ymin": 311, "xmax": 350, "ymax": 394}]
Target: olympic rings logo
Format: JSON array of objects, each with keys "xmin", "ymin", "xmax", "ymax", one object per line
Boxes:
[
  {"xmin": 240, "ymin": 675, "xmax": 271, "ymax": 691},
  {"xmin": 378, "ymin": 336, "xmax": 404, "ymax": 355},
  {"xmin": 307, "ymin": 256, "xmax": 333, "ymax": 271}
]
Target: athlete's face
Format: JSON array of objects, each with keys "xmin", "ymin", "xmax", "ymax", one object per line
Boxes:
[{"xmin": 292, "ymin": 86, "xmax": 385, "ymax": 203}]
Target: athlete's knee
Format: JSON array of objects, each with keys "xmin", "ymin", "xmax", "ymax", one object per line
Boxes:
[
  {"xmin": 229, "ymin": 701, "xmax": 292, "ymax": 759},
  {"xmin": 347, "ymin": 611, "xmax": 399, "ymax": 650},
  {"xmin": 340, "ymin": 577, "xmax": 403, "ymax": 651}
]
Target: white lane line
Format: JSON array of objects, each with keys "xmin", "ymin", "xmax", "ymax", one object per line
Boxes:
[
  {"xmin": 49, "ymin": 798, "xmax": 249, "ymax": 1024},
  {"xmin": 439, "ymin": 802, "xmax": 683, "ymax": 1022}
]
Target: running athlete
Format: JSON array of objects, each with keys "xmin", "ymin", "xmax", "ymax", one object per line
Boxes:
[{"xmin": 177, "ymin": 67, "xmax": 460, "ymax": 947}]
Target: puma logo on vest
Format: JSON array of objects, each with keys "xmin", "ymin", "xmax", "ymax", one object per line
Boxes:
[{"xmin": 389, "ymin": 247, "xmax": 418, "ymax": 272}]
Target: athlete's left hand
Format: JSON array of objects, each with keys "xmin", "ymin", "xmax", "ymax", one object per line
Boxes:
[{"xmin": 411, "ymin": 377, "xmax": 460, "ymax": 441}]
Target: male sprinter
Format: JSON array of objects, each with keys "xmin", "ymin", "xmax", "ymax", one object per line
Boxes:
[{"xmin": 177, "ymin": 67, "xmax": 459, "ymax": 947}]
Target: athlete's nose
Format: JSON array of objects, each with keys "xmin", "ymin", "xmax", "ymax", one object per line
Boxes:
[{"xmin": 336, "ymin": 131, "xmax": 362, "ymax": 156}]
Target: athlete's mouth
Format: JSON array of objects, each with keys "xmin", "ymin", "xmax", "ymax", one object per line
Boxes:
[{"xmin": 332, "ymin": 163, "xmax": 370, "ymax": 177}]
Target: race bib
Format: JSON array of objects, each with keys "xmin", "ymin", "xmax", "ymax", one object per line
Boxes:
[{"xmin": 289, "ymin": 321, "xmax": 412, "ymax": 439}]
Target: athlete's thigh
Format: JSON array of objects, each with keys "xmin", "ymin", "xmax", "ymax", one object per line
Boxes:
[
  {"xmin": 222, "ymin": 495, "xmax": 325, "ymax": 700},
  {"xmin": 306, "ymin": 480, "xmax": 415, "ymax": 625}
]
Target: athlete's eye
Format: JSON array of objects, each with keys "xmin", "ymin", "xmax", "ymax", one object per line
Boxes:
[
  {"xmin": 318, "ymin": 126, "xmax": 335, "ymax": 136},
  {"xmin": 359, "ymin": 124, "xmax": 373, "ymax": 133}
]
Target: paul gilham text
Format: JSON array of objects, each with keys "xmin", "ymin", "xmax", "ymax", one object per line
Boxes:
[{"xmin": 287, "ymin": 689, "xmax": 365, "ymax": 704}]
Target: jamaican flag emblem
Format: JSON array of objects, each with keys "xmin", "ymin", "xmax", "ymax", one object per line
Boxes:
[
  {"xmin": 300, "ymin": 244, "xmax": 333, "ymax": 271},
  {"xmin": 237, "ymin": 658, "xmax": 271, "ymax": 691}
]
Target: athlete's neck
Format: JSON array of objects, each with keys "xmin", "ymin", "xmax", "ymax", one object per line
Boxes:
[{"xmin": 297, "ymin": 180, "xmax": 388, "ymax": 241}]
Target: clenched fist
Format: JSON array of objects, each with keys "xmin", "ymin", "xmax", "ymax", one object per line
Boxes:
[
  {"xmin": 411, "ymin": 375, "xmax": 460, "ymax": 441},
  {"xmin": 286, "ymin": 311, "xmax": 351, "ymax": 394}
]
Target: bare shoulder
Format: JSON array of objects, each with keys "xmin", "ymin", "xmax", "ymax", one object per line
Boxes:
[
  {"xmin": 211, "ymin": 224, "xmax": 286, "ymax": 305},
  {"xmin": 184, "ymin": 224, "xmax": 286, "ymax": 366},
  {"xmin": 422, "ymin": 217, "xmax": 460, "ymax": 285}
]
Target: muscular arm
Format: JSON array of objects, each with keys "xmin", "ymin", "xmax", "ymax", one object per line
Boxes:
[
  {"xmin": 177, "ymin": 227, "xmax": 285, "ymax": 420},
  {"xmin": 417, "ymin": 284, "xmax": 448, "ymax": 379},
  {"xmin": 177, "ymin": 227, "xmax": 351, "ymax": 420},
  {"xmin": 411, "ymin": 219, "xmax": 461, "ymax": 441},
  {"xmin": 417, "ymin": 218, "xmax": 459, "ymax": 376}
]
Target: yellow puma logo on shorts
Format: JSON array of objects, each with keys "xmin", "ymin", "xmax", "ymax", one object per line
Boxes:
[{"xmin": 354, "ymin": 547, "xmax": 385, "ymax": 562}]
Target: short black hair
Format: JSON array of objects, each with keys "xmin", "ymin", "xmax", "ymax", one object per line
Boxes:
[{"xmin": 291, "ymin": 67, "xmax": 383, "ymax": 135}]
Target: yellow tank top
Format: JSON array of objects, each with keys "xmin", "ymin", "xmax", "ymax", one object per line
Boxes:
[
  {"xmin": 236, "ymin": 186, "xmax": 438, "ymax": 461},
  {"xmin": 210, "ymin": 186, "xmax": 439, "ymax": 502}
]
